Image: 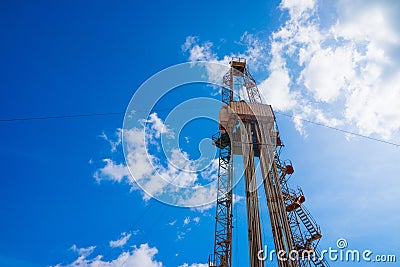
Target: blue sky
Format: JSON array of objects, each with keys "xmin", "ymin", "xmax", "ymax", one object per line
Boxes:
[{"xmin": 1, "ymin": 0, "xmax": 399, "ymax": 267}]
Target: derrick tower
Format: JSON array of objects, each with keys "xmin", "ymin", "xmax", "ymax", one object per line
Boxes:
[{"xmin": 208, "ymin": 58, "xmax": 330, "ymax": 267}]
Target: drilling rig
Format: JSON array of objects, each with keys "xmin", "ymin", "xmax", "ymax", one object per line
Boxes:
[{"xmin": 208, "ymin": 58, "xmax": 330, "ymax": 267}]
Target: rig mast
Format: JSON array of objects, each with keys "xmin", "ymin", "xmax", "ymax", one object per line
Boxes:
[{"xmin": 208, "ymin": 58, "xmax": 329, "ymax": 267}]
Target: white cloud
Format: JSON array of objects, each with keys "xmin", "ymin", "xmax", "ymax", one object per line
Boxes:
[
  {"xmin": 168, "ymin": 220, "xmax": 177, "ymax": 226},
  {"xmin": 331, "ymin": 2, "xmax": 399, "ymax": 45},
  {"xmin": 144, "ymin": 113, "xmax": 174, "ymax": 139},
  {"xmin": 200, "ymin": 158, "xmax": 219, "ymax": 181},
  {"xmin": 123, "ymin": 126, "xmax": 156, "ymax": 187},
  {"xmin": 183, "ymin": 216, "xmax": 190, "ymax": 226},
  {"xmin": 179, "ymin": 184, "xmax": 217, "ymax": 211},
  {"xmin": 95, "ymin": 113, "xmax": 218, "ymax": 209},
  {"xmin": 177, "ymin": 229, "xmax": 191, "ymax": 240},
  {"xmin": 181, "ymin": 36, "xmax": 198, "ymax": 52},
  {"xmin": 260, "ymin": 0, "xmax": 400, "ymax": 139},
  {"xmin": 265, "ymin": 0, "xmax": 400, "ymax": 251},
  {"xmin": 184, "ymin": 136, "xmax": 190, "ymax": 143},
  {"xmin": 300, "ymin": 46, "xmax": 355, "ymax": 102},
  {"xmin": 158, "ymin": 148, "xmax": 199, "ymax": 187},
  {"xmin": 175, "ymin": 216, "xmax": 201, "ymax": 240},
  {"xmin": 54, "ymin": 244, "xmax": 162, "ymax": 267},
  {"xmin": 237, "ymin": 32, "xmax": 269, "ymax": 71},
  {"xmin": 182, "ymin": 36, "xmax": 230, "ymax": 87},
  {"xmin": 182, "ymin": 36, "xmax": 217, "ymax": 62},
  {"xmin": 257, "ymin": 52, "xmax": 296, "ymax": 111},
  {"xmin": 109, "ymin": 232, "xmax": 132, "ymax": 248},
  {"xmin": 232, "ymin": 194, "xmax": 244, "ymax": 204},
  {"xmin": 329, "ymin": 1, "xmax": 400, "ymax": 139},
  {"xmin": 99, "ymin": 129, "xmax": 122, "ymax": 153},
  {"xmin": 57, "ymin": 242, "xmax": 209, "ymax": 267},
  {"xmin": 126, "ymin": 114, "xmax": 199, "ymax": 193},
  {"xmin": 280, "ymin": 0, "xmax": 315, "ymax": 20},
  {"xmin": 94, "ymin": 159, "xmax": 129, "ymax": 183},
  {"xmin": 181, "ymin": 1, "xmax": 400, "ymax": 141},
  {"xmin": 291, "ymin": 103, "xmax": 343, "ymax": 136},
  {"xmin": 181, "ymin": 34, "xmax": 269, "ymax": 88},
  {"xmin": 70, "ymin": 245, "xmax": 96, "ymax": 258},
  {"xmin": 178, "ymin": 263, "xmax": 208, "ymax": 267}
]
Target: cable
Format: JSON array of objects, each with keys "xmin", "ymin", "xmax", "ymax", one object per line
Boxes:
[
  {"xmin": 0, "ymin": 106, "xmax": 195, "ymax": 122},
  {"xmin": 0, "ymin": 111, "xmax": 125, "ymax": 122},
  {"xmin": 274, "ymin": 111, "xmax": 400, "ymax": 147},
  {"xmin": 0, "ymin": 108, "xmax": 398, "ymax": 147}
]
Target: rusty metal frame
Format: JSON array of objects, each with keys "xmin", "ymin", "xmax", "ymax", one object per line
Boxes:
[{"xmin": 209, "ymin": 58, "xmax": 329, "ymax": 267}]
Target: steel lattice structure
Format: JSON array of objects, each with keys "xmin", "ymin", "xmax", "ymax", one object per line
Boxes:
[{"xmin": 208, "ymin": 58, "xmax": 330, "ymax": 267}]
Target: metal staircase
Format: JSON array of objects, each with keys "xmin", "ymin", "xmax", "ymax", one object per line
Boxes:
[
  {"xmin": 295, "ymin": 205, "xmax": 322, "ymax": 245},
  {"xmin": 277, "ymin": 158, "xmax": 329, "ymax": 267}
]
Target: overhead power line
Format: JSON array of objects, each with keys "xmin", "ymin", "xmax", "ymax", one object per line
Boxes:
[
  {"xmin": 0, "ymin": 109, "xmax": 398, "ymax": 147},
  {"xmin": 0, "ymin": 107, "xmax": 196, "ymax": 123},
  {"xmin": 273, "ymin": 111, "xmax": 400, "ymax": 147},
  {"xmin": 0, "ymin": 111, "xmax": 125, "ymax": 122}
]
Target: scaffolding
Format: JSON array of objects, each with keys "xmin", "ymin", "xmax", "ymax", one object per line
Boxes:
[{"xmin": 208, "ymin": 58, "xmax": 330, "ymax": 267}]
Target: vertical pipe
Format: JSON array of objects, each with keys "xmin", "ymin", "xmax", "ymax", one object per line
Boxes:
[
  {"xmin": 256, "ymin": 122, "xmax": 296, "ymax": 267},
  {"xmin": 241, "ymin": 122, "xmax": 264, "ymax": 267}
]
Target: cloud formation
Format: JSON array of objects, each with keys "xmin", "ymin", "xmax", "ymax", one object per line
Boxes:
[
  {"xmin": 54, "ymin": 244, "xmax": 162, "ymax": 267},
  {"xmin": 109, "ymin": 232, "xmax": 132, "ymax": 248},
  {"xmin": 95, "ymin": 113, "xmax": 218, "ymax": 210},
  {"xmin": 178, "ymin": 263, "xmax": 208, "ymax": 267},
  {"xmin": 183, "ymin": 0, "xmax": 400, "ymax": 141}
]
